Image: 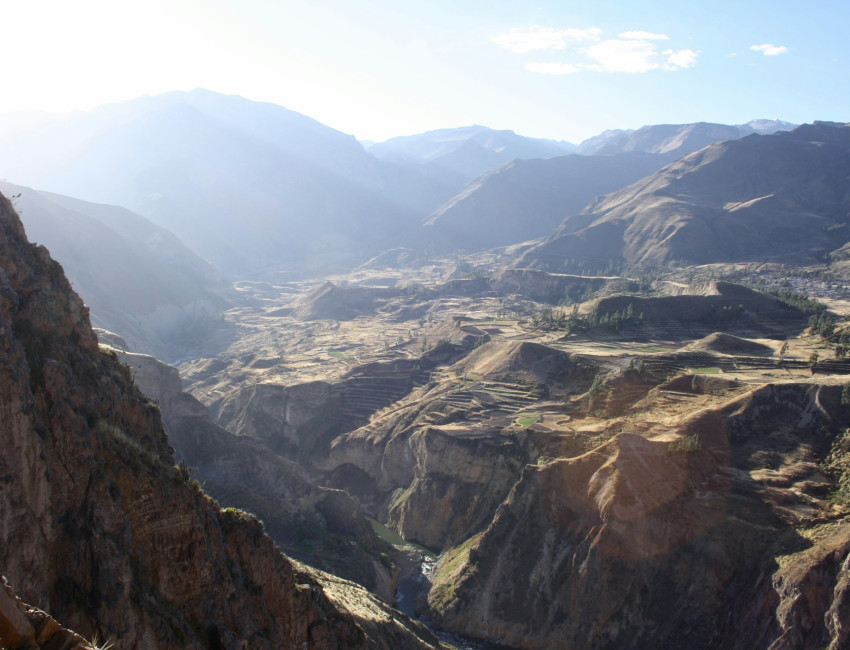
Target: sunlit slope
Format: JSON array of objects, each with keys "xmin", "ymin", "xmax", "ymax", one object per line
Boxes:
[{"xmin": 521, "ymin": 122, "xmax": 850, "ymax": 270}]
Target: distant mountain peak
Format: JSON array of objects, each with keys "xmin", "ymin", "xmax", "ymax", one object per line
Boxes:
[
  {"xmin": 743, "ymin": 118, "xmax": 797, "ymax": 132},
  {"xmin": 367, "ymin": 125, "xmax": 576, "ymax": 180}
]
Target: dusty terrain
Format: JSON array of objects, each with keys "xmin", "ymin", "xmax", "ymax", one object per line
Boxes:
[{"xmin": 167, "ymin": 254, "xmax": 850, "ymax": 649}]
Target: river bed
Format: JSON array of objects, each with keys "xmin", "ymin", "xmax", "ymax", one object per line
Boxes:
[{"xmin": 376, "ymin": 523, "xmax": 514, "ymax": 650}]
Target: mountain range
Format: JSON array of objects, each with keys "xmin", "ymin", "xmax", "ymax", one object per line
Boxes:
[
  {"xmin": 419, "ymin": 151, "xmax": 670, "ymax": 252},
  {"xmin": 520, "ymin": 121, "xmax": 850, "ymax": 271},
  {"xmin": 576, "ymin": 119, "xmax": 796, "ymax": 156},
  {"xmin": 0, "ymin": 90, "xmax": 839, "ymax": 360},
  {"xmin": 366, "ymin": 125, "xmax": 576, "ymax": 181},
  {"xmin": 0, "ymin": 90, "xmax": 802, "ymax": 280},
  {"xmin": 0, "ymin": 90, "xmax": 458, "ymax": 275}
]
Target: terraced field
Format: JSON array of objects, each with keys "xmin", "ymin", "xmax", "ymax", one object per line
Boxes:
[{"xmin": 176, "ymin": 262, "xmax": 850, "ymax": 643}]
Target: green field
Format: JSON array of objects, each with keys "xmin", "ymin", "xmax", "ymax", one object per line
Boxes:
[{"xmin": 514, "ymin": 412, "xmax": 541, "ymax": 428}]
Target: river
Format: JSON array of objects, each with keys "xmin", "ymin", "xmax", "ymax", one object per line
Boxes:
[{"xmin": 368, "ymin": 517, "xmax": 515, "ymax": 650}]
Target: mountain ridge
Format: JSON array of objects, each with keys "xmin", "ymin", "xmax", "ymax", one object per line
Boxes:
[
  {"xmin": 0, "ymin": 91, "xmax": 456, "ymax": 275},
  {"xmin": 520, "ymin": 121, "xmax": 850, "ymax": 271}
]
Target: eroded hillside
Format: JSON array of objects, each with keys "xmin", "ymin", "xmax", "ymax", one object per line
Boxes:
[{"xmin": 163, "ymin": 247, "xmax": 850, "ymax": 648}]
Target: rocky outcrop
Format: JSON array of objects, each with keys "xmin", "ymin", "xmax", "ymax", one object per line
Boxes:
[
  {"xmin": 0, "ymin": 191, "xmax": 441, "ymax": 648},
  {"xmin": 425, "ymin": 382, "xmax": 850, "ymax": 649},
  {"xmin": 319, "ymin": 342, "xmax": 597, "ymax": 550},
  {"xmin": 0, "ymin": 577, "xmax": 96, "ymax": 650}
]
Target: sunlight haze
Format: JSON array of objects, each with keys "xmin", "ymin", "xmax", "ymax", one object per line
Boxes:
[{"xmin": 3, "ymin": 0, "xmax": 847, "ymax": 142}]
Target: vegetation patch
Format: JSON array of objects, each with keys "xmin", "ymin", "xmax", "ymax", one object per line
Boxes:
[
  {"xmin": 761, "ymin": 286, "xmax": 827, "ymax": 315},
  {"xmin": 429, "ymin": 533, "xmax": 483, "ymax": 610},
  {"xmin": 824, "ymin": 428, "xmax": 850, "ymax": 503},
  {"xmin": 514, "ymin": 412, "xmax": 540, "ymax": 428},
  {"xmin": 669, "ymin": 434, "xmax": 702, "ymax": 453},
  {"xmin": 219, "ymin": 506, "xmax": 266, "ymax": 541},
  {"xmin": 690, "ymin": 367, "xmax": 721, "ymax": 374},
  {"xmin": 531, "ymin": 303, "xmax": 644, "ymax": 333}
]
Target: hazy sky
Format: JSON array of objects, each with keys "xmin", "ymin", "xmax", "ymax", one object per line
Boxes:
[{"xmin": 3, "ymin": 0, "xmax": 848, "ymax": 143}]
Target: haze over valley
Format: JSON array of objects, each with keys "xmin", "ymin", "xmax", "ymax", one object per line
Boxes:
[{"xmin": 3, "ymin": 2, "xmax": 850, "ymax": 648}]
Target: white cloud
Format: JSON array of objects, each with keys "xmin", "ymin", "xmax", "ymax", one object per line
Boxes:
[
  {"xmin": 750, "ymin": 43, "xmax": 788, "ymax": 56},
  {"xmin": 498, "ymin": 26, "xmax": 698, "ymax": 75},
  {"xmin": 663, "ymin": 48, "xmax": 699, "ymax": 70},
  {"xmin": 562, "ymin": 28, "xmax": 604, "ymax": 42},
  {"xmin": 619, "ymin": 30, "xmax": 669, "ymax": 41},
  {"xmin": 491, "ymin": 26, "xmax": 601, "ymax": 54},
  {"xmin": 525, "ymin": 61, "xmax": 582, "ymax": 75},
  {"xmin": 583, "ymin": 39, "xmax": 661, "ymax": 73}
]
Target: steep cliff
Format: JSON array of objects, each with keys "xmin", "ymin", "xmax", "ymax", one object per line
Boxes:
[
  {"xmin": 1, "ymin": 181, "xmax": 227, "ymax": 361},
  {"xmin": 318, "ymin": 342, "xmax": 598, "ymax": 550},
  {"xmin": 0, "ymin": 577, "xmax": 96, "ymax": 649},
  {"xmin": 0, "ymin": 191, "xmax": 440, "ymax": 648},
  {"xmin": 426, "ymin": 382, "xmax": 850, "ymax": 649},
  {"xmin": 118, "ymin": 349, "xmax": 399, "ymax": 600}
]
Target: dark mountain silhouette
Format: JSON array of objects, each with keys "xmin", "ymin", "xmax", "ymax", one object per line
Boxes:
[
  {"xmin": 1, "ymin": 181, "xmax": 227, "ymax": 360},
  {"xmin": 519, "ymin": 122, "xmax": 850, "ymax": 271}
]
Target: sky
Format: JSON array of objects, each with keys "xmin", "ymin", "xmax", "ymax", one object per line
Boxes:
[{"xmin": 2, "ymin": 0, "xmax": 848, "ymax": 144}]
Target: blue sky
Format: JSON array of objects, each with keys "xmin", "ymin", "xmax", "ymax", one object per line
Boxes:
[{"xmin": 2, "ymin": 0, "xmax": 847, "ymax": 143}]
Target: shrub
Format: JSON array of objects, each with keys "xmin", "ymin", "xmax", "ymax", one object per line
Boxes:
[{"xmin": 669, "ymin": 434, "xmax": 701, "ymax": 453}]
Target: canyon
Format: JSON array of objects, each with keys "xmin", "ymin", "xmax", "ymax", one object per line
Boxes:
[{"xmin": 2, "ymin": 91, "xmax": 850, "ymax": 648}]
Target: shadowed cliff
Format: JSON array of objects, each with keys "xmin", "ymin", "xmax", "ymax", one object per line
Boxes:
[{"xmin": 0, "ymin": 190, "xmax": 441, "ymax": 648}]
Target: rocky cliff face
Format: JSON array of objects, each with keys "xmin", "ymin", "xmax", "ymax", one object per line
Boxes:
[
  {"xmin": 118, "ymin": 349, "xmax": 399, "ymax": 601},
  {"xmin": 426, "ymin": 382, "xmax": 850, "ymax": 649},
  {"xmin": 317, "ymin": 342, "xmax": 598, "ymax": 551},
  {"xmin": 0, "ymin": 191, "xmax": 441, "ymax": 648},
  {"xmin": 0, "ymin": 577, "xmax": 96, "ymax": 649}
]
